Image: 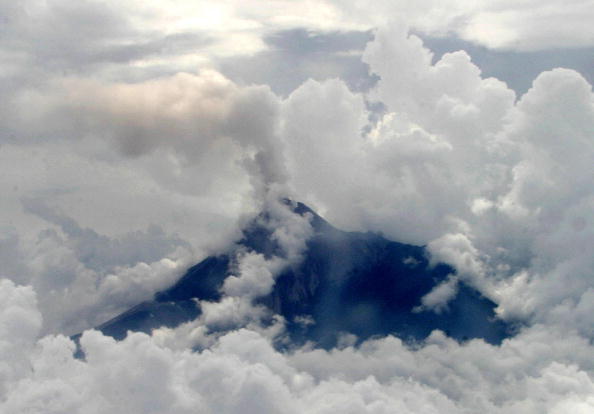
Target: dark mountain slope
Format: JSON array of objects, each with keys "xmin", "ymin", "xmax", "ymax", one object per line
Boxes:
[{"xmin": 93, "ymin": 201, "xmax": 512, "ymax": 348}]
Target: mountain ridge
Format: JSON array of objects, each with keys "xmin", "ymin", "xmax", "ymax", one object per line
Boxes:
[{"xmin": 87, "ymin": 200, "xmax": 513, "ymax": 348}]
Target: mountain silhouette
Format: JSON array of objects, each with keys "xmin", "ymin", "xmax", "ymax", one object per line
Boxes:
[{"xmin": 91, "ymin": 200, "xmax": 512, "ymax": 348}]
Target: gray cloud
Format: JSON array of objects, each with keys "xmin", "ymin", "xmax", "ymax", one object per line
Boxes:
[
  {"xmin": 420, "ymin": 34, "xmax": 594, "ymax": 96},
  {"xmin": 2, "ymin": 282, "xmax": 594, "ymax": 413},
  {"xmin": 22, "ymin": 197, "xmax": 189, "ymax": 272},
  {"xmin": 0, "ymin": 201, "xmax": 195, "ymax": 335},
  {"xmin": 219, "ymin": 29, "xmax": 376, "ymax": 96}
]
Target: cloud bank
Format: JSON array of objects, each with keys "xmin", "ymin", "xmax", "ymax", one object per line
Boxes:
[{"xmin": 2, "ymin": 280, "xmax": 594, "ymax": 413}]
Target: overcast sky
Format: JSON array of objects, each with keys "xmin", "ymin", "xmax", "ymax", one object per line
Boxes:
[{"xmin": 1, "ymin": 1, "xmax": 594, "ymax": 413}]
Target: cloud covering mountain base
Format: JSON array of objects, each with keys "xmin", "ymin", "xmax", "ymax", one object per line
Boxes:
[{"xmin": 2, "ymin": 278, "xmax": 594, "ymax": 413}]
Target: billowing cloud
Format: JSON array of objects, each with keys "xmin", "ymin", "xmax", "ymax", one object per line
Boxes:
[
  {"xmin": 3, "ymin": 0, "xmax": 592, "ymax": 97},
  {"xmin": 0, "ymin": 201, "xmax": 194, "ymax": 335},
  {"xmin": 2, "ymin": 283, "xmax": 594, "ymax": 413}
]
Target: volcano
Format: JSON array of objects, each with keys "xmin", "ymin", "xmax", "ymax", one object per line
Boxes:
[{"xmin": 92, "ymin": 201, "xmax": 512, "ymax": 348}]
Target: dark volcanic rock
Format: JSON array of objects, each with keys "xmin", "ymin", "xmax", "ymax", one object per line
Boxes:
[{"xmin": 92, "ymin": 201, "xmax": 513, "ymax": 348}]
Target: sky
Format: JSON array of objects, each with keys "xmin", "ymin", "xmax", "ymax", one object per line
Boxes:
[{"xmin": 1, "ymin": 0, "xmax": 594, "ymax": 412}]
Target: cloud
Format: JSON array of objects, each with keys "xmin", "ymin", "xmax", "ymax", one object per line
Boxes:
[
  {"xmin": 2, "ymin": 281, "xmax": 594, "ymax": 413},
  {"xmin": 3, "ymin": 0, "xmax": 592, "ymax": 102},
  {"xmin": 219, "ymin": 29, "xmax": 376, "ymax": 96},
  {"xmin": 415, "ymin": 275, "xmax": 459, "ymax": 314},
  {"xmin": 6, "ymin": 68, "xmax": 287, "ymax": 197},
  {"xmin": 22, "ymin": 197, "xmax": 190, "ymax": 272},
  {"xmin": 0, "ymin": 280, "xmax": 42, "ymax": 399},
  {"xmin": 458, "ymin": 1, "xmax": 594, "ymax": 51},
  {"xmin": 282, "ymin": 25, "xmax": 516, "ymax": 245},
  {"xmin": 420, "ymin": 35, "xmax": 594, "ymax": 96},
  {"xmin": 0, "ymin": 200, "xmax": 196, "ymax": 335}
]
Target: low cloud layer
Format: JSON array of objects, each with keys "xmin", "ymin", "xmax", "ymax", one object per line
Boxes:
[
  {"xmin": 1, "ymin": 2, "xmax": 594, "ymax": 412},
  {"xmin": 2, "ymin": 279, "xmax": 594, "ymax": 413}
]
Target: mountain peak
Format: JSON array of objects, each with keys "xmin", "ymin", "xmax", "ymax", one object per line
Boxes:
[{"xmin": 90, "ymin": 201, "xmax": 514, "ymax": 348}]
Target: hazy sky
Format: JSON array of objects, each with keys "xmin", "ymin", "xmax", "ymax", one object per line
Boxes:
[{"xmin": 1, "ymin": 1, "xmax": 594, "ymax": 413}]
